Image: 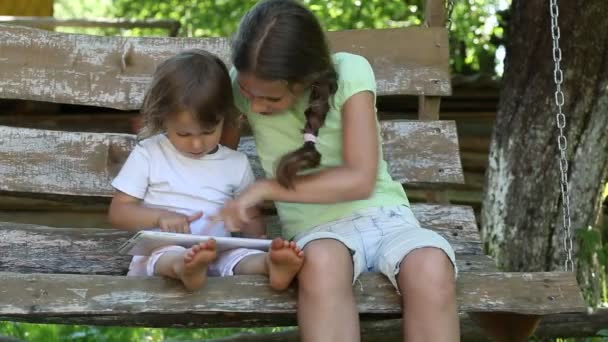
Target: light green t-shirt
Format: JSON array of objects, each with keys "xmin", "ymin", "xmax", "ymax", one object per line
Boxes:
[{"xmin": 232, "ymin": 52, "xmax": 409, "ymax": 239}]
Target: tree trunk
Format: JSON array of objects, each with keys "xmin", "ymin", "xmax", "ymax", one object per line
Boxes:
[{"xmin": 481, "ymin": 0, "xmax": 608, "ymax": 277}]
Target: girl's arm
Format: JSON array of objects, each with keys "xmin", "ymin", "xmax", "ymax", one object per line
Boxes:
[
  {"xmin": 108, "ymin": 191, "xmax": 201, "ymax": 233},
  {"xmin": 253, "ymin": 91, "xmax": 379, "ymax": 204},
  {"xmin": 213, "ymin": 91, "xmax": 378, "ymax": 229},
  {"xmin": 108, "ymin": 192, "xmax": 165, "ymax": 231}
]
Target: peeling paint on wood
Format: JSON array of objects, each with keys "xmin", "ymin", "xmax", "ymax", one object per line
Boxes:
[
  {"xmin": 382, "ymin": 120, "xmax": 464, "ymax": 184},
  {"xmin": 189, "ymin": 310, "xmax": 608, "ymax": 341},
  {"xmin": 0, "ymin": 271, "xmax": 585, "ymax": 327},
  {"xmin": 0, "ymin": 121, "xmax": 463, "ymax": 198},
  {"xmin": 0, "ymin": 204, "xmax": 481, "ymax": 275},
  {"xmin": 0, "ymin": 25, "xmax": 450, "ymax": 109}
]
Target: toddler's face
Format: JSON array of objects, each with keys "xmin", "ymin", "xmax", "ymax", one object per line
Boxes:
[
  {"xmin": 165, "ymin": 111, "xmax": 223, "ymax": 158},
  {"xmin": 236, "ymin": 72, "xmax": 305, "ymax": 115}
]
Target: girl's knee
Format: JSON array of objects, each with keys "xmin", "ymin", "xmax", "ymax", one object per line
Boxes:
[
  {"xmin": 298, "ymin": 240, "xmax": 353, "ymax": 293},
  {"xmin": 302, "ymin": 239, "xmax": 352, "ymax": 270},
  {"xmin": 303, "ymin": 244, "xmax": 336, "ymax": 268},
  {"xmin": 399, "ymin": 247, "xmax": 456, "ymax": 292}
]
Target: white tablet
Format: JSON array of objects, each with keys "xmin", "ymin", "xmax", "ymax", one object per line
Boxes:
[{"xmin": 118, "ymin": 230, "xmax": 272, "ymax": 256}]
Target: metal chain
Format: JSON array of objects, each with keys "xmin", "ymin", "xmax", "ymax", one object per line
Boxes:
[
  {"xmin": 549, "ymin": 0, "xmax": 574, "ymax": 272},
  {"xmin": 446, "ymin": 0, "xmax": 455, "ymax": 31}
]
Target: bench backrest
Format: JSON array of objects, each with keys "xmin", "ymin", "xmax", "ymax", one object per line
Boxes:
[
  {"xmin": 0, "ymin": 9, "xmax": 461, "ymax": 201},
  {"xmin": 0, "ymin": 25, "xmax": 449, "ymax": 110}
]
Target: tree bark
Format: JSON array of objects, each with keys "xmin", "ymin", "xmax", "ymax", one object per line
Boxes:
[{"xmin": 481, "ymin": 0, "xmax": 608, "ymax": 276}]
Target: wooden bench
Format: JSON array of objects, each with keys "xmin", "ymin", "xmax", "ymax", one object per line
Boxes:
[{"xmin": 0, "ymin": 2, "xmax": 585, "ymax": 339}]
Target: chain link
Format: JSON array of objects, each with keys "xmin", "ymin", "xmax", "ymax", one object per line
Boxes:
[
  {"xmin": 549, "ymin": 0, "xmax": 574, "ymax": 272},
  {"xmin": 446, "ymin": 0, "xmax": 455, "ymax": 31}
]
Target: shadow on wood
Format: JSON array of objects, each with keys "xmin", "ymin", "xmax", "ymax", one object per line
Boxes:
[{"xmin": 469, "ymin": 312, "xmax": 541, "ymax": 342}]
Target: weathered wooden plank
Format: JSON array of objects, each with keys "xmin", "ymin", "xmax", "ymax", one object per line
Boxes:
[
  {"xmin": 0, "ymin": 233, "xmax": 481, "ymax": 275},
  {"xmin": 0, "ymin": 210, "xmax": 111, "ymax": 229},
  {"xmin": 0, "ymin": 109, "xmax": 478, "ymax": 135},
  {"xmin": 381, "ymin": 120, "xmax": 464, "ymax": 185},
  {"xmin": 266, "ymin": 203, "xmax": 478, "ymax": 245},
  {"xmin": 328, "ymin": 28, "xmax": 450, "ymax": 97},
  {"xmin": 0, "ymin": 126, "xmax": 133, "ymax": 198},
  {"xmin": 204, "ymin": 309, "xmax": 608, "ymax": 341},
  {"xmin": 0, "ymin": 121, "xmax": 463, "ymax": 199},
  {"xmin": 0, "ymin": 204, "xmax": 482, "ymax": 275},
  {"xmin": 0, "ymin": 195, "xmax": 109, "ymax": 211},
  {"xmin": 0, "ymin": 201, "xmax": 480, "ymax": 232},
  {"xmin": 0, "ymin": 24, "xmax": 450, "ymax": 109},
  {"xmin": 0, "ymin": 199, "xmax": 477, "ymax": 229},
  {"xmin": 0, "ymin": 271, "xmax": 585, "ymax": 328},
  {"xmin": 0, "ymin": 113, "xmax": 138, "ymax": 133},
  {"xmin": 407, "ymin": 203, "xmax": 478, "ymax": 231},
  {"xmin": 424, "ymin": 0, "xmax": 447, "ymax": 28},
  {"xmin": 418, "ymin": 95, "xmax": 442, "ymax": 121}
]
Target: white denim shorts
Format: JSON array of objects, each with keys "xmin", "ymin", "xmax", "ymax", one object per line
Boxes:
[
  {"xmin": 127, "ymin": 246, "xmax": 264, "ymax": 277},
  {"xmin": 293, "ymin": 205, "xmax": 457, "ymax": 290}
]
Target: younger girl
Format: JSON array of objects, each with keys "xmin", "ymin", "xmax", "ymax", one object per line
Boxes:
[
  {"xmin": 108, "ymin": 49, "xmax": 303, "ymax": 291},
  {"xmin": 217, "ymin": 1, "xmax": 459, "ymax": 341}
]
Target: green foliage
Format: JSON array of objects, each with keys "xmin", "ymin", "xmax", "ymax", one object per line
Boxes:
[
  {"xmin": 110, "ymin": 0, "xmax": 423, "ymax": 37},
  {"xmin": 112, "ymin": 0, "xmax": 508, "ymax": 75},
  {"xmin": 54, "ymin": 0, "xmax": 113, "ymax": 19},
  {"xmin": 577, "ymin": 226, "xmax": 608, "ymax": 307},
  {"xmin": 449, "ymin": 0, "xmax": 508, "ymax": 74},
  {"xmin": 0, "ymin": 321, "xmax": 291, "ymax": 341},
  {"xmin": 54, "ymin": 0, "xmax": 509, "ymax": 76},
  {"xmin": 53, "ymin": 0, "xmax": 118, "ymax": 36}
]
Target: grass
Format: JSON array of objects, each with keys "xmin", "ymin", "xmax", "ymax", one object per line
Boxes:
[{"xmin": 0, "ymin": 322, "xmax": 292, "ymax": 342}]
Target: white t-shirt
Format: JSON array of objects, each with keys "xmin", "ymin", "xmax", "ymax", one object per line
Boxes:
[{"xmin": 111, "ymin": 134, "xmax": 255, "ymax": 237}]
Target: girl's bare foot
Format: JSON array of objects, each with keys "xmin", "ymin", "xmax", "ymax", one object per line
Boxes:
[
  {"xmin": 180, "ymin": 239, "xmax": 217, "ymax": 290},
  {"xmin": 266, "ymin": 238, "xmax": 304, "ymax": 290}
]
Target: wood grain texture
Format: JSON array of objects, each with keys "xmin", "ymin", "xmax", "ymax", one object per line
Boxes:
[
  {"xmin": 0, "ymin": 204, "xmax": 481, "ymax": 275},
  {"xmin": 418, "ymin": 95, "xmax": 442, "ymax": 121},
  {"xmin": 424, "ymin": 0, "xmax": 447, "ymax": 27},
  {"xmin": 0, "ymin": 121, "xmax": 464, "ymax": 198},
  {"xmin": 202, "ymin": 310, "xmax": 608, "ymax": 341},
  {"xmin": 0, "ymin": 271, "xmax": 585, "ymax": 328},
  {"xmin": 0, "ymin": 25, "xmax": 450, "ymax": 109}
]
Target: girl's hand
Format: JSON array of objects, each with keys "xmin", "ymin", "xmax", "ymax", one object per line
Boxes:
[
  {"xmin": 157, "ymin": 211, "xmax": 203, "ymax": 234},
  {"xmin": 212, "ymin": 181, "xmax": 269, "ymax": 232},
  {"xmin": 215, "ymin": 200, "xmax": 249, "ymax": 233}
]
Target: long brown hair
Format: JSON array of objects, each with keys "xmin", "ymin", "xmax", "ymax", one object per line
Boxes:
[
  {"xmin": 232, "ymin": 0, "xmax": 338, "ymax": 188},
  {"xmin": 139, "ymin": 49, "xmax": 237, "ymax": 140}
]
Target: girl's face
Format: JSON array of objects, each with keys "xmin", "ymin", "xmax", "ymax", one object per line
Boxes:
[
  {"xmin": 165, "ymin": 111, "xmax": 223, "ymax": 158},
  {"xmin": 237, "ymin": 72, "xmax": 305, "ymax": 115}
]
